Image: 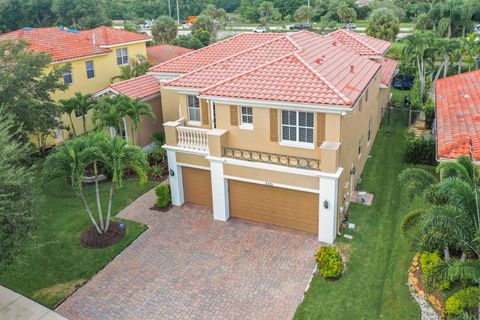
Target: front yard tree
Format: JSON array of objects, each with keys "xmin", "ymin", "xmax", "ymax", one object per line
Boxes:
[
  {"xmin": 93, "ymin": 95, "xmax": 129, "ymax": 138},
  {"xmin": 152, "ymin": 15, "xmax": 177, "ymax": 43},
  {"xmin": 294, "ymin": 5, "xmax": 314, "ymax": 23},
  {"xmin": 59, "ymin": 98, "xmax": 78, "ymax": 137},
  {"xmin": 202, "ymin": 4, "xmax": 227, "ymax": 21},
  {"xmin": 366, "ymin": 8, "xmax": 399, "ymax": 41},
  {"xmin": 70, "ymin": 92, "xmax": 97, "ymax": 134},
  {"xmin": 0, "ymin": 113, "xmax": 36, "ymax": 262}
]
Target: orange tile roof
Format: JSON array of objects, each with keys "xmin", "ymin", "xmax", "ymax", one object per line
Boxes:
[
  {"xmin": 380, "ymin": 58, "xmax": 398, "ymax": 86},
  {"xmin": 0, "ymin": 26, "xmax": 150, "ymax": 62},
  {"xmin": 100, "ymin": 75, "xmax": 160, "ymax": 100},
  {"xmin": 435, "ymin": 70, "xmax": 480, "ymax": 161},
  {"xmin": 328, "ymin": 29, "xmax": 390, "ymax": 56},
  {"xmin": 146, "ymin": 44, "xmax": 193, "ymax": 65}
]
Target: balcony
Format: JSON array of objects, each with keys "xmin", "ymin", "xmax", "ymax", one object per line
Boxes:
[{"xmin": 176, "ymin": 126, "xmax": 209, "ymax": 152}]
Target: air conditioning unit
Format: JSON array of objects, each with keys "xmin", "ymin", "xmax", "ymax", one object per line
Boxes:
[{"xmin": 358, "ymin": 191, "xmax": 368, "ymax": 203}]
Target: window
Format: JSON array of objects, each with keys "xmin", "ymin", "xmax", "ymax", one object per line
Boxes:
[
  {"xmin": 116, "ymin": 48, "xmax": 128, "ymax": 65},
  {"xmin": 187, "ymin": 95, "xmax": 200, "ymax": 122},
  {"xmin": 358, "ymin": 137, "xmax": 362, "ymax": 156},
  {"xmin": 281, "ymin": 110, "xmax": 314, "ymax": 145},
  {"xmin": 368, "ymin": 118, "xmax": 372, "ymax": 142},
  {"xmin": 63, "ymin": 70, "xmax": 73, "ymax": 84},
  {"xmin": 240, "ymin": 106, "xmax": 253, "ymax": 129},
  {"xmin": 85, "ymin": 60, "xmax": 95, "ymax": 79}
]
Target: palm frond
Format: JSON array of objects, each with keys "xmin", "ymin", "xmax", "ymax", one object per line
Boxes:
[
  {"xmin": 399, "ymin": 168, "xmax": 438, "ymax": 199},
  {"xmin": 437, "ymin": 161, "xmax": 473, "ymax": 186},
  {"xmin": 401, "ymin": 209, "xmax": 427, "ymax": 233}
]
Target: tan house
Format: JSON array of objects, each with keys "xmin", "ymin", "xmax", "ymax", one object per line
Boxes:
[{"xmin": 121, "ymin": 30, "xmax": 397, "ymax": 243}]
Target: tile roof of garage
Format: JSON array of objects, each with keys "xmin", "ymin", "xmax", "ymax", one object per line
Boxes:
[
  {"xmin": 146, "ymin": 44, "xmax": 193, "ymax": 65},
  {"xmin": 199, "ymin": 32, "xmax": 381, "ymax": 106},
  {"xmin": 98, "ymin": 75, "xmax": 160, "ymax": 100},
  {"xmin": 380, "ymin": 58, "xmax": 398, "ymax": 86},
  {"xmin": 0, "ymin": 26, "xmax": 150, "ymax": 62},
  {"xmin": 435, "ymin": 70, "xmax": 480, "ymax": 161},
  {"xmin": 327, "ymin": 29, "xmax": 391, "ymax": 56}
]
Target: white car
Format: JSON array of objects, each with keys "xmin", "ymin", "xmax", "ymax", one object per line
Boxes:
[
  {"xmin": 253, "ymin": 27, "xmax": 267, "ymax": 33},
  {"xmin": 182, "ymin": 23, "xmax": 192, "ymax": 29}
]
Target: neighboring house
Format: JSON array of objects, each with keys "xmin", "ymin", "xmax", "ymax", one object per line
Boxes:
[
  {"xmin": 0, "ymin": 26, "xmax": 151, "ymax": 144},
  {"xmin": 102, "ymin": 30, "xmax": 397, "ymax": 243},
  {"xmin": 146, "ymin": 44, "xmax": 193, "ymax": 66},
  {"xmin": 95, "ymin": 74, "xmax": 162, "ymax": 148},
  {"xmin": 435, "ymin": 70, "xmax": 480, "ymax": 163}
]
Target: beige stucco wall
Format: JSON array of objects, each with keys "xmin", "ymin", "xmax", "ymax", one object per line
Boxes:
[
  {"xmin": 160, "ymin": 86, "xmax": 181, "ymax": 124},
  {"xmin": 176, "ymin": 153, "xmax": 211, "ymax": 168},
  {"xmin": 136, "ymin": 95, "xmax": 163, "ymax": 148}
]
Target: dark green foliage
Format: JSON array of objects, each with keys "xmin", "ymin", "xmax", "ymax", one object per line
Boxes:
[
  {"xmin": 51, "ymin": 0, "xmax": 111, "ymax": 29},
  {"xmin": 366, "ymin": 8, "xmax": 400, "ymax": 41},
  {"xmin": 155, "ymin": 184, "xmax": 171, "ymax": 208},
  {"xmin": 193, "ymin": 30, "xmax": 211, "ymax": 46},
  {"xmin": 152, "ymin": 131, "xmax": 166, "ymax": 146},
  {"xmin": 315, "ymin": 246, "xmax": 343, "ymax": 279},
  {"xmin": 424, "ymin": 98, "xmax": 435, "ymax": 129},
  {"xmin": 404, "ymin": 133, "xmax": 436, "ymax": 166},
  {"xmin": 152, "ymin": 16, "xmax": 177, "ymax": 43},
  {"xmin": 172, "ymin": 35, "xmax": 204, "ymax": 49}
]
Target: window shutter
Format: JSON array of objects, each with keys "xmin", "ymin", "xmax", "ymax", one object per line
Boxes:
[
  {"xmin": 230, "ymin": 106, "xmax": 238, "ymax": 126},
  {"xmin": 201, "ymin": 100, "xmax": 209, "ymax": 126},
  {"xmin": 270, "ymin": 109, "xmax": 278, "ymax": 142},
  {"xmin": 316, "ymin": 113, "xmax": 325, "ymax": 147}
]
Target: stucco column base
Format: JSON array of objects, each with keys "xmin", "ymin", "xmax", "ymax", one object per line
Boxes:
[
  {"xmin": 207, "ymin": 156, "xmax": 230, "ymax": 222},
  {"xmin": 166, "ymin": 149, "xmax": 184, "ymax": 206},
  {"xmin": 318, "ymin": 169, "xmax": 342, "ymax": 244}
]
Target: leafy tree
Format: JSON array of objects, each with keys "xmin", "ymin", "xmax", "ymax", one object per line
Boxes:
[
  {"xmin": 171, "ymin": 34, "xmax": 204, "ymax": 49},
  {"xmin": 337, "ymin": 4, "xmax": 357, "ymax": 24},
  {"xmin": 152, "ymin": 15, "xmax": 177, "ymax": 43},
  {"xmin": 70, "ymin": 92, "xmax": 97, "ymax": 134},
  {"xmin": 124, "ymin": 98, "xmax": 155, "ymax": 145},
  {"xmin": 214, "ymin": 0, "xmax": 241, "ymax": 12},
  {"xmin": 0, "ymin": 40, "xmax": 69, "ymax": 152},
  {"xmin": 193, "ymin": 30, "xmax": 211, "ymax": 47},
  {"xmin": 0, "ymin": 113, "xmax": 36, "ymax": 262},
  {"xmin": 111, "ymin": 55, "xmax": 151, "ymax": 82},
  {"xmin": 239, "ymin": 0, "xmax": 262, "ymax": 22},
  {"xmin": 272, "ymin": 0, "xmax": 304, "ymax": 18},
  {"xmin": 202, "ymin": 4, "xmax": 227, "ymax": 20},
  {"xmin": 369, "ymin": 0, "xmax": 405, "ymax": 21},
  {"xmin": 366, "ymin": 8, "xmax": 399, "ymax": 41},
  {"xmin": 294, "ymin": 5, "xmax": 314, "ymax": 23},
  {"xmin": 58, "ymin": 98, "xmax": 78, "ymax": 137},
  {"xmin": 394, "ymin": 0, "xmax": 431, "ymax": 19},
  {"xmin": 257, "ymin": 1, "xmax": 281, "ymax": 27},
  {"xmin": 192, "ymin": 15, "xmax": 215, "ymax": 35},
  {"xmin": 0, "ymin": 0, "xmax": 56, "ymax": 33},
  {"xmin": 51, "ymin": 0, "xmax": 111, "ymax": 29}
]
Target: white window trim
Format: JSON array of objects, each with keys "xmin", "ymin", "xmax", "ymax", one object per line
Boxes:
[
  {"xmin": 239, "ymin": 123, "xmax": 254, "ymax": 130},
  {"xmin": 279, "ymin": 140, "xmax": 315, "ymax": 150},
  {"xmin": 280, "ymin": 110, "xmax": 314, "ymax": 147},
  {"xmin": 187, "ymin": 95, "xmax": 200, "ymax": 123},
  {"xmin": 116, "ymin": 48, "xmax": 128, "ymax": 65},
  {"xmin": 240, "ymin": 106, "xmax": 254, "ymax": 130},
  {"xmin": 187, "ymin": 120, "xmax": 201, "ymax": 127}
]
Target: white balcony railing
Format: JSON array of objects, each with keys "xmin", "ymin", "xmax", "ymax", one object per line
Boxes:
[{"xmin": 176, "ymin": 126, "xmax": 209, "ymax": 151}]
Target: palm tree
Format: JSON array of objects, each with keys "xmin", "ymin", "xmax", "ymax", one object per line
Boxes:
[
  {"xmin": 125, "ymin": 98, "xmax": 155, "ymax": 145},
  {"xmin": 110, "ymin": 55, "xmax": 151, "ymax": 83},
  {"xmin": 92, "ymin": 95, "xmax": 129, "ymax": 139},
  {"xmin": 71, "ymin": 92, "xmax": 97, "ymax": 134},
  {"xmin": 58, "ymin": 98, "xmax": 78, "ymax": 137}
]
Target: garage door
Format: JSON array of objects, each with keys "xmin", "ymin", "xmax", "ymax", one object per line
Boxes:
[
  {"xmin": 182, "ymin": 167, "xmax": 212, "ymax": 207},
  {"xmin": 228, "ymin": 180, "xmax": 319, "ymax": 233}
]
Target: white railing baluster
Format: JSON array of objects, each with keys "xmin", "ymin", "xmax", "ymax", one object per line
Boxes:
[{"xmin": 176, "ymin": 126, "xmax": 210, "ymax": 152}]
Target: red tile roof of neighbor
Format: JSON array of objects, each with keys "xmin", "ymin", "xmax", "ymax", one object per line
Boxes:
[
  {"xmin": 0, "ymin": 26, "xmax": 150, "ymax": 62},
  {"xmin": 435, "ymin": 70, "xmax": 480, "ymax": 161},
  {"xmin": 100, "ymin": 75, "xmax": 160, "ymax": 100},
  {"xmin": 327, "ymin": 29, "xmax": 391, "ymax": 56},
  {"xmin": 380, "ymin": 58, "xmax": 398, "ymax": 86},
  {"xmin": 146, "ymin": 44, "xmax": 193, "ymax": 65}
]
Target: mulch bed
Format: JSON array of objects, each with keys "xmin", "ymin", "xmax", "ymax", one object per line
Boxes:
[
  {"xmin": 80, "ymin": 222, "xmax": 126, "ymax": 249},
  {"xmin": 150, "ymin": 204, "xmax": 172, "ymax": 212}
]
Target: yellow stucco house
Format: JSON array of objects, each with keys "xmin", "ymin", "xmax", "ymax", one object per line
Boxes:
[
  {"xmin": 0, "ymin": 26, "xmax": 151, "ymax": 145},
  {"xmin": 128, "ymin": 30, "xmax": 397, "ymax": 243}
]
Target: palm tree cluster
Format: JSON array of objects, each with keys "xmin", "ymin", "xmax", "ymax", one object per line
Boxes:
[
  {"xmin": 42, "ymin": 133, "xmax": 148, "ymax": 235},
  {"xmin": 400, "ymin": 155, "xmax": 480, "ymax": 317}
]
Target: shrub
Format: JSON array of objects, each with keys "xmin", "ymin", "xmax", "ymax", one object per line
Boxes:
[
  {"xmin": 420, "ymin": 251, "xmax": 449, "ymax": 291},
  {"xmin": 404, "ymin": 133, "xmax": 436, "ymax": 166},
  {"xmin": 445, "ymin": 287, "xmax": 480, "ymax": 315},
  {"xmin": 148, "ymin": 165, "xmax": 164, "ymax": 180},
  {"xmin": 155, "ymin": 184, "xmax": 171, "ymax": 208},
  {"xmin": 152, "ymin": 131, "xmax": 165, "ymax": 146},
  {"xmin": 315, "ymin": 246, "xmax": 343, "ymax": 279},
  {"xmin": 423, "ymin": 98, "xmax": 435, "ymax": 129}
]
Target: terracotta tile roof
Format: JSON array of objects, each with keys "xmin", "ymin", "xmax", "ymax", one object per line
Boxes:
[
  {"xmin": 199, "ymin": 32, "xmax": 381, "ymax": 106},
  {"xmin": 149, "ymin": 33, "xmax": 285, "ymax": 73},
  {"xmin": 0, "ymin": 26, "xmax": 150, "ymax": 62},
  {"xmin": 146, "ymin": 44, "xmax": 193, "ymax": 65},
  {"xmin": 435, "ymin": 70, "xmax": 480, "ymax": 161},
  {"xmin": 327, "ymin": 29, "xmax": 390, "ymax": 56},
  {"xmin": 101, "ymin": 74, "xmax": 160, "ymax": 100},
  {"xmin": 380, "ymin": 58, "xmax": 398, "ymax": 86}
]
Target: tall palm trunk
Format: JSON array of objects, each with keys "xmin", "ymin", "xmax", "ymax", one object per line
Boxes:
[
  {"xmin": 444, "ymin": 246, "xmax": 450, "ymax": 259},
  {"xmin": 79, "ymin": 191, "xmax": 102, "ymax": 234},
  {"xmin": 68, "ymin": 114, "xmax": 77, "ymax": 137},
  {"xmin": 104, "ymin": 184, "xmax": 114, "ymax": 232},
  {"xmin": 82, "ymin": 115, "xmax": 87, "ymax": 134},
  {"xmin": 458, "ymin": 56, "xmax": 463, "ymax": 74},
  {"xmin": 93, "ymin": 161, "xmax": 104, "ymax": 231}
]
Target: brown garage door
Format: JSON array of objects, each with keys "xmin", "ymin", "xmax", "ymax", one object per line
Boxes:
[
  {"xmin": 182, "ymin": 167, "xmax": 212, "ymax": 207},
  {"xmin": 228, "ymin": 180, "xmax": 319, "ymax": 233}
]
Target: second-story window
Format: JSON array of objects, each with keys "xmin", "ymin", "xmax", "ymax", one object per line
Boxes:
[
  {"xmin": 281, "ymin": 110, "xmax": 314, "ymax": 145},
  {"xmin": 187, "ymin": 95, "xmax": 200, "ymax": 122},
  {"xmin": 85, "ymin": 61, "xmax": 95, "ymax": 79},
  {"xmin": 240, "ymin": 106, "xmax": 253, "ymax": 129},
  {"xmin": 116, "ymin": 48, "xmax": 128, "ymax": 65},
  {"xmin": 63, "ymin": 70, "xmax": 73, "ymax": 84}
]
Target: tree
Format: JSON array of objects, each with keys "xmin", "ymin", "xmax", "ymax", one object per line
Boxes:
[
  {"xmin": 294, "ymin": 5, "xmax": 314, "ymax": 23},
  {"xmin": 0, "ymin": 39, "xmax": 69, "ymax": 152},
  {"xmin": 0, "ymin": 112, "xmax": 36, "ymax": 262},
  {"xmin": 124, "ymin": 98, "xmax": 155, "ymax": 145},
  {"xmin": 171, "ymin": 34, "xmax": 204, "ymax": 49},
  {"xmin": 151, "ymin": 15, "xmax": 177, "ymax": 43},
  {"xmin": 337, "ymin": 4, "xmax": 357, "ymax": 24},
  {"xmin": 193, "ymin": 30, "xmax": 211, "ymax": 47},
  {"xmin": 70, "ymin": 92, "xmax": 97, "ymax": 134},
  {"xmin": 51, "ymin": 0, "xmax": 111, "ymax": 29},
  {"xmin": 58, "ymin": 98, "xmax": 78, "ymax": 137},
  {"xmin": 202, "ymin": 4, "xmax": 227, "ymax": 20},
  {"xmin": 257, "ymin": 1, "xmax": 281, "ymax": 27},
  {"xmin": 92, "ymin": 95, "xmax": 129, "ymax": 138},
  {"xmin": 366, "ymin": 8, "xmax": 399, "ymax": 41},
  {"xmin": 111, "ymin": 55, "xmax": 151, "ymax": 82}
]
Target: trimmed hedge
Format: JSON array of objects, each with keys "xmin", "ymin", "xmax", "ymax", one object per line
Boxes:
[
  {"xmin": 405, "ymin": 133, "xmax": 436, "ymax": 166},
  {"xmin": 155, "ymin": 184, "xmax": 171, "ymax": 208},
  {"xmin": 315, "ymin": 246, "xmax": 343, "ymax": 279}
]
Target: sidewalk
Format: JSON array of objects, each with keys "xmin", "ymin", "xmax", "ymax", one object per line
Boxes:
[{"xmin": 0, "ymin": 285, "xmax": 67, "ymax": 320}]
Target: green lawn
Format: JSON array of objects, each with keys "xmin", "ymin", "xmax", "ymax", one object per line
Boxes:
[
  {"xmin": 295, "ymin": 127, "xmax": 423, "ymax": 319},
  {"xmin": 0, "ymin": 178, "xmax": 158, "ymax": 308}
]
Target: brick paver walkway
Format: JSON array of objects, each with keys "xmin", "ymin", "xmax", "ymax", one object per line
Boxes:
[{"xmin": 57, "ymin": 188, "xmax": 318, "ymax": 320}]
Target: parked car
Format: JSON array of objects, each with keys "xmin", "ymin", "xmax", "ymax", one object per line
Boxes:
[
  {"xmin": 393, "ymin": 74, "xmax": 414, "ymax": 90},
  {"xmin": 344, "ymin": 23, "xmax": 356, "ymax": 30},
  {"xmin": 182, "ymin": 23, "xmax": 192, "ymax": 29},
  {"xmin": 253, "ymin": 26, "xmax": 267, "ymax": 33},
  {"xmin": 289, "ymin": 24, "xmax": 312, "ymax": 30}
]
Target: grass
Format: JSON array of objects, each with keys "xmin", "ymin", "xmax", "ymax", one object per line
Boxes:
[
  {"xmin": 0, "ymin": 178, "xmax": 158, "ymax": 308},
  {"xmin": 295, "ymin": 126, "xmax": 424, "ymax": 319}
]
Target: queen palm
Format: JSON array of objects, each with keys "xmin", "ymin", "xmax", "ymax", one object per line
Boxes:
[
  {"xmin": 125, "ymin": 98, "xmax": 155, "ymax": 145},
  {"xmin": 71, "ymin": 92, "xmax": 97, "ymax": 134},
  {"xmin": 58, "ymin": 98, "xmax": 78, "ymax": 137},
  {"xmin": 92, "ymin": 95, "xmax": 129, "ymax": 139}
]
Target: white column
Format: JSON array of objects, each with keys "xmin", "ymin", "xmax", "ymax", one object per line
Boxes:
[
  {"xmin": 318, "ymin": 170, "xmax": 341, "ymax": 244},
  {"xmin": 166, "ymin": 149, "xmax": 184, "ymax": 206},
  {"xmin": 208, "ymin": 157, "xmax": 229, "ymax": 221}
]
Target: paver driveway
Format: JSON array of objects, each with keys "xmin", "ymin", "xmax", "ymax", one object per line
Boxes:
[{"xmin": 57, "ymin": 188, "xmax": 318, "ymax": 320}]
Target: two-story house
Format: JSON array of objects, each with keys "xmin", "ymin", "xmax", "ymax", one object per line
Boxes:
[
  {"xmin": 0, "ymin": 26, "xmax": 151, "ymax": 145},
  {"xmin": 139, "ymin": 30, "xmax": 396, "ymax": 243}
]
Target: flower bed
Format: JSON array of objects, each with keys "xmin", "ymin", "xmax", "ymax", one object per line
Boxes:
[{"xmin": 408, "ymin": 253, "xmax": 446, "ymax": 319}]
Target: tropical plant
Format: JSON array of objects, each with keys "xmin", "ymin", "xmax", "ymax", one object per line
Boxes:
[
  {"xmin": 148, "ymin": 165, "xmax": 164, "ymax": 180},
  {"xmin": 192, "ymin": 15, "xmax": 216, "ymax": 41},
  {"xmin": 315, "ymin": 246, "xmax": 344, "ymax": 279},
  {"xmin": 151, "ymin": 15, "xmax": 177, "ymax": 43},
  {"xmin": 202, "ymin": 4, "xmax": 227, "ymax": 21},
  {"xmin": 92, "ymin": 95, "xmax": 129, "ymax": 139},
  {"xmin": 366, "ymin": 8, "xmax": 399, "ymax": 42},
  {"xmin": 155, "ymin": 184, "xmax": 171, "ymax": 208},
  {"xmin": 171, "ymin": 34, "xmax": 204, "ymax": 49},
  {"xmin": 110, "ymin": 55, "xmax": 151, "ymax": 82},
  {"xmin": 404, "ymin": 133, "xmax": 436, "ymax": 166},
  {"xmin": 257, "ymin": 1, "xmax": 281, "ymax": 27},
  {"xmin": 70, "ymin": 92, "xmax": 97, "ymax": 134},
  {"xmin": 294, "ymin": 5, "xmax": 314, "ymax": 23},
  {"xmin": 58, "ymin": 98, "xmax": 78, "ymax": 137},
  {"xmin": 124, "ymin": 98, "xmax": 155, "ymax": 145},
  {"xmin": 337, "ymin": 4, "xmax": 357, "ymax": 24}
]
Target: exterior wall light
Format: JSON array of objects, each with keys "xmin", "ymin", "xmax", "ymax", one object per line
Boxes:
[
  {"xmin": 323, "ymin": 200, "xmax": 329, "ymax": 209},
  {"xmin": 169, "ymin": 169, "xmax": 175, "ymax": 177}
]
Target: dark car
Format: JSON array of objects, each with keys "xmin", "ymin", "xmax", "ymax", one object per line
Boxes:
[
  {"xmin": 393, "ymin": 74, "xmax": 414, "ymax": 90},
  {"xmin": 344, "ymin": 23, "xmax": 356, "ymax": 30},
  {"xmin": 289, "ymin": 23, "xmax": 312, "ymax": 30}
]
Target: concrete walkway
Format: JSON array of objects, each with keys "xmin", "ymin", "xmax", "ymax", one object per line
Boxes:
[{"xmin": 0, "ymin": 285, "xmax": 67, "ymax": 320}]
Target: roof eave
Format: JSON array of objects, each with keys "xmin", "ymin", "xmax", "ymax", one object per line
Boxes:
[
  {"xmin": 99, "ymin": 38, "xmax": 151, "ymax": 48},
  {"xmin": 50, "ymin": 52, "xmax": 111, "ymax": 64}
]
